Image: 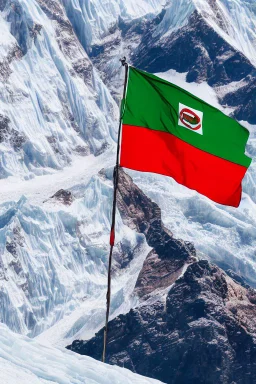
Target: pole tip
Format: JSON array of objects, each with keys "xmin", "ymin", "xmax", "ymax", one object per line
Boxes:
[{"xmin": 120, "ymin": 57, "xmax": 128, "ymax": 67}]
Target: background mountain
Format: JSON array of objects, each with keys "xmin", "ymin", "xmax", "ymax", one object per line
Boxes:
[{"xmin": 0, "ymin": 0, "xmax": 255, "ymax": 382}]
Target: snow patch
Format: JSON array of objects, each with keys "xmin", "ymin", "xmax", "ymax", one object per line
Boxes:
[{"xmin": 0, "ymin": 324, "xmax": 163, "ymax": 384}]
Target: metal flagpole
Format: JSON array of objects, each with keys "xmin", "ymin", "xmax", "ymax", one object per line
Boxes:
[{"xmin": 102, "ymin": 57, "xmax": 129, "ymax": 363}]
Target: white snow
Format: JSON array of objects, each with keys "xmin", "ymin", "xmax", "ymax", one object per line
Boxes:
[
  {"xmin": 61, "ymin": 0, "xmax": 165, "ymax": 49},
  {"xmin": 153, "ymin": 0, "xmax": 195, "ymax": 39},
  {"xmin": 0, "ymin": 324, "xmax": 164, "ymax": 384},
  {"xmin": 0, "ymin": 14, "xmax": 17, "ymax": 60},
  {"xmin": 0, "ymin": 152, "xmax": 152, "ymax": 342},
  {"xmin": 0, "ymin": 152, "xmax": 112, "ymax": 205},
  {"xmin": 193, "ymin": 0, "xmax": 256, "ymax": 66},
  {"xmin": 0, "ymin": 0, "xmax": 118, "ymax": 178},
  {"xmin": 155, "ymin": 70, "xmax": 220, "ymax": 108},
  {"xmin": 154, "ymin": 0, "xmax": 256, "ymax": 66}
]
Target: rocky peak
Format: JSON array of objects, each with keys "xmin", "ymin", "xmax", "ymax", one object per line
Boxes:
[
  {"xmin": 50, "ymin": 189, "xmax": 74, "ymax": 205},
  {"xmin": 67, "ymin": 171, "xmax": 256, "ymax": 384},
  {"xmin": 116, "ymin": 169, "xmax": 196, "ymax": 297},
  {"xmin": 68, "ymin": 259, "xmax": 256, "ymax": 384},
  {"xmin": 117, "ymin": 169, "xmax": 196, "ymax": 262}
]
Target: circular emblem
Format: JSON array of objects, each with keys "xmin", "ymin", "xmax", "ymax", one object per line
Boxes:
[{"xmin": 179, "ymin": 108, "xmax": 201, "ymax": 131}]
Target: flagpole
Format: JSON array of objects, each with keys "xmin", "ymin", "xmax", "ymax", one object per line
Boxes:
[{"xmin": 102, "ymin": 57, "xmax": 129, "ymax": 363}]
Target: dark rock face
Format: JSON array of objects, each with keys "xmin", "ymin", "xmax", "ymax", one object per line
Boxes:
[
  {"xmin": 221, "ymin": 76, "xmax": 256, "ymax": 124},
  {"xmin": 89, "ymin": 7, "xmax": 256, "ymax": 124},
  {"xmin": 0, "ymin": 44, "xmax": 22, "ymax": 81},
  {"xmin": 68, "ymin": 170, "xmax": 256, "ymax": 384},
  {"xmin": 117, "ymin": 169, "xmax": 196, "ymax": 263},
  {"xmin": 132, "ymin": 11, "xmax": 254, "ymax": 87},
  {"xmin": 50, "ymin": 189, "xmax": 74, "ymax": 205},
  {"xmin": 0, "ymin": 114, "xmax": 26, "ymax": 151},
  {"xmin": 68, "ymin": 260, "xmax": 256, "ymax": 384},
  {"xmin": 0, "ymin": 114, "xmax": 11, "ymax": 143},
  {"xmin": 225, "ymin": 269, "xmax": 251, "ymax": 289},
  {"xmin": 116, "ymin": 169, "xmax": 196, "ymax": 297},
  {"xmin": 135, "ymin": 249, "xmax": 187, "ymax": 298}
]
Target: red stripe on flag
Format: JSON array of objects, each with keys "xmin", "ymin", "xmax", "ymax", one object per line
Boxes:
[{"xmin": 120, "ymin": 124, "xmax": 247, "ymax": 207}]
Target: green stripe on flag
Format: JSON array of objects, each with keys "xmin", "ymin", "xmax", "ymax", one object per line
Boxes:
[{"xmin": 123, "ymin": 67, "xmax": 251, "ymax": 168}]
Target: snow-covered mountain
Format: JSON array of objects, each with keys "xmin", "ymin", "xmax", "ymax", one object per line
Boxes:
[
  {"xmin": 69, "ymin": 169, "xmax": 256, "ymax": 384},
  {"xmin": 0, "ymin": 0, "xmax": 118, "ymax": 179},
  {"xmin": 0, "ymin": 0, "xmax": 256, "ymax": 381}
]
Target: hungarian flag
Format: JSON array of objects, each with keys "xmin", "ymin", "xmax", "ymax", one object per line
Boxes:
[{"xmin": 119, "ymin": 67, "xmax": 251, "ymax": 207}]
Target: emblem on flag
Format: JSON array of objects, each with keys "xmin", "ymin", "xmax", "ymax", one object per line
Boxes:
[{"xmin": 178, "ymin": 103, "xmax": 203, "ymax": 135}]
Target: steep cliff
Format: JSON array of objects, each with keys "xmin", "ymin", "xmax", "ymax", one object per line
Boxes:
[{"xmin": 68, "ymin": 170, "xmax": 256, "ymax": 384}]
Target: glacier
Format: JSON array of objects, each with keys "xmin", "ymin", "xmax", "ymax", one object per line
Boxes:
[
  {"xmin": 0, "ymin": 0, "xmax": 118, "ymax": 179},
  {"xmin": 0, "ymin": 155, "xmax": 150, "ymax": 343},
  {"xmin": 61, "ymin": 0, "xmax": 165, "ymax": 51}
]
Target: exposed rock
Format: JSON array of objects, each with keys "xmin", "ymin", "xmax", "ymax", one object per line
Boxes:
[
  {"xmin": 6, "ymin": 226, "xmax": 25, "ymax": 257},
  {"xmin": 132, "ymin": 11, "xmax": 254, "ymax": 87},
  {"xmin": 0, "ymin": 44, "xmax": 23, "ymax": 81},
  {"xmin": 221, "ymin": 76, "xmax": 256, "ymax": 124},
  {"xmin": 0, "ymin": 114, "xmax": 26, "ymax": 150},
  {"xmin": 135, "ymin": 249, "xmax": 187, "ymax": 298},
  {"xmin": 117, "ymin": 169, "xmax": 196, "ymax": 263},
  {"xmin": 10, "ymin": 128, "xmax": 26, "ymax": 151},
  {"xmin": 94, "ymin": 142, "xmax": 110, "ymax": 157},
  {"xmin": 29, "ymin": 23, "xmax": 42, "ymax": 40},
  {"xmin": 89, "ymin": 7, "xmax": 256, "ymax": 123},
  {"xmin": 68, "ymin": 170, "xmax": 256, "ymax": 384},
  {"xmin": 74, "ymin": 145, "xmax": 90, "ymax": 156},
  {"xmin": 36, "ymin": 0, "xmax": 93, "ymax": 87},
  {"xmin": 0, "ymin": 114, "xmax": 11, "ymax": 143},
  {"xmin": 68, "ymin": 260, "xmax": 256, "ymax": 384},
  {"xmin": 5, "ymin": 227, "xmax": 27, "ymax": 288},
  {"xmin": 46, "ymin": 136, "xmax": 61, "ymax": 154},
  {"xmin": 50, "ymin": 189, "xmax": 74, "ymax": 205},
  {"xmin": 225, "ymin": 269, "xmax": 250, "ymax": 289},
  {"xmin": 116, "ymin": 168, "xmax": 196, "ymax": 296}
]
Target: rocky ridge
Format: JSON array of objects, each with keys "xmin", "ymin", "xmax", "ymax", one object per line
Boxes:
[{"xmin": 68, "ymin": 170, "xmax": 256, "ymax": 384}]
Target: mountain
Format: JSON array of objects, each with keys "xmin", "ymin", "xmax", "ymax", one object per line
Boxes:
[
  {"xmin": 68, "ymin": 170, "xmax": 256, "ymax": 384},
  {"xmin": 70, "ymin": 259, "xmax": 256, "ymax": 384},
  {"xmin": 0, "ymin": 0, "xmax": 256, "ymax": 382}
]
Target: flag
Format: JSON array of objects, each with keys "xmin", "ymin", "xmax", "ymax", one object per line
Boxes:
[{"xmin": 119, "ymin": 67, "xmax": 252, "ymax": 207}]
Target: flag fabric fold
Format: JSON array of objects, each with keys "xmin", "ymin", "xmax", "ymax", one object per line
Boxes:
[{"xmin": 120, "ymin": 67, "xmax": 251, "ymax": 207}]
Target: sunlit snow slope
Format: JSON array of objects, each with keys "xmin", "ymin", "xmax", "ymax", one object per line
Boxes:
[
  {"xmin": 0, "ymin": 0, "xmax": 144, "ymax": 341},
  {"xmin": 61, "ymin": 0, "xmax": 165, "ymax": 50},
  {"xmin": 193, "ymin": 0, "xmax": 256, "ymax": 66},
  {"xmin": 0, "ymin": 155, "xmax": 149, "ymax": 341},
  {"xmin": 0, "ymin": 324, "xmax": 163, "ymax": 384},
  {"xmin": 0, "ymin": 0, "xmax": 118, "ymax": 179}
]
